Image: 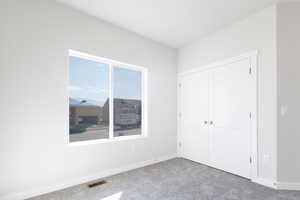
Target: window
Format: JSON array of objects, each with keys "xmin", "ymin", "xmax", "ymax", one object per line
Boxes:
[
  {"xmin": 113, "ymin": 67, "xmax": 142, "ymax": 137},
  {"xmin": 68, "ymin": 50, "xmax": 147, "ymax": 144}
]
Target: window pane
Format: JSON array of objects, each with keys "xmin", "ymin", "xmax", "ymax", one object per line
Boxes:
[
  {"xmin": 113, "ymin": 67, "xmax": 142, "ymax": 137},
  {"xmin": 69, "ymin": 56, "xmax": 109, "ymax": 142}
]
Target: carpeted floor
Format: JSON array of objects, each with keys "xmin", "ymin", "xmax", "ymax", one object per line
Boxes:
[{"xmin": 28, "ymin": 158, "xmax": 300, "ymax": 200}]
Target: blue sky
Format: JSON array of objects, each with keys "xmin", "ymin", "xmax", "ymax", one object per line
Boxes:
[
  {"xmin": 113, "ymin": 66, "xmax": 141, "ymax": 101},
  {"xmin": 69, "ymin": 56, "xmax": 141, "ymax": 106}
]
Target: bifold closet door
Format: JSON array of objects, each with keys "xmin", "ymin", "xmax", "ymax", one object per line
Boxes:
[
  {"xmin": 210, "ymin": 59, "xmax": 252, "ymax": 179},
  {"xmin": 180, "ymin": 72, "xmax": 210, "ymax": 165}
]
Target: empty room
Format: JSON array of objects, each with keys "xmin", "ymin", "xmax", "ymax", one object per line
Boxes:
[{"xmin": 1, "ymin": 0, "xmax": 300, "ymax": 199}]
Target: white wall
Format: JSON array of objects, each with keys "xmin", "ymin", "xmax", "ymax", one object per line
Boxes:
[
  {"xmin": 277, "ymin": 2, "xmax": 300, "ymax": 183},
  {"xmin": 178, "ymin": 5, "xmax": 277, "ymax": 183},
  {"xmin": 0, "ymin": 0, "xmax": 177, "ymax": 198}
]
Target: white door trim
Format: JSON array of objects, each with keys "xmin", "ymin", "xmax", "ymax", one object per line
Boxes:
[{"xmin": 177, "ymin": 50, "xmax": 258, "ymax": 181}]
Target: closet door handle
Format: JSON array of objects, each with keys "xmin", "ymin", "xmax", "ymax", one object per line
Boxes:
[
  {"xmin": 210, "ymin": 121, "xmax": 213, "ymax": 125},
  {"xmin": 204, "ymin": 121, "xmax": 208, "ymax": 124}
]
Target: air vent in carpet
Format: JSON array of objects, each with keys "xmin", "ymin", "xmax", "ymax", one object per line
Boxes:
[{"xmin": 88, "ymin": 180, "xmax": 107, "ymax": 188}]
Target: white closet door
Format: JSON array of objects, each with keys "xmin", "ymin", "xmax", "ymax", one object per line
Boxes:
[
  {"xmin": 210, "ymin": 59, "xmax": 252, "ymax": 178},
  {"xmin": 180, "ymin": 72, "xmax": 210, "ymax": 165}
]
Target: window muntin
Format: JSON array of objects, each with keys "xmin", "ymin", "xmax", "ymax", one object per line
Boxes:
[{"xmin": 68, "ymin": 50, "xmax": 147, "ymax": 144}]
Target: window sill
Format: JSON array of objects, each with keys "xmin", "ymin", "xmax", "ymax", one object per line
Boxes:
[{"xmin": 68, "ymin": 135, "xmax": 147, "ymax": 147}]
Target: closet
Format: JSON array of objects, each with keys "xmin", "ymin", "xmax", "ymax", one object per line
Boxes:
[{"xmin": 178, "ymin": 54, "xmax": 257, "ymax": 179}]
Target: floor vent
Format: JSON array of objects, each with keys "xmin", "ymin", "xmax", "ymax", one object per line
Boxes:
[{"xmin": 88, "ymin": 180, "xmax": 107, "ymax": 188}]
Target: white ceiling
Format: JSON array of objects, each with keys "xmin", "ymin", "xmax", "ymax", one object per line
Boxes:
[{"xmin": 57, "ymin": 0, "xmax": 280, "ymax": 48}]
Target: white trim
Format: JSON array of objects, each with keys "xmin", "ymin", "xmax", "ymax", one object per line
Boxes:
[
  {"xmin": 68, "ymin": 135, "xmax": 147, "ymax": 147},
  {"xmin": 276, "ymin": 182, "xmax": 300, "ymax": 190},
  {"xmin": 249, "ymin": 52, "xmax": 259, "ymax": 181},
  {"xmin": 177, "ymin": 78, "xmax": 182, "ymax": 157},
  {"xmin": 178, "ymin": 50, "xmax": 258, "ymax": 77},
  {"xmin": 253, "ymin": 178, "xmax": 277, "ymax": 189},
  {"xmin": 109, "ymin": 62, "xmax": 114, "ymax": 139},
  {"xmin": 69, "ymin": 49, "xmax": 147, "ymax": 71},
  {"xmin": 0, "ymin": 154, "xmax": 177, "ymax": 200},
  {"xmin": 68, "ymin": 49, "xmax": 148, "ymax": 145},
  {"xmin": 177, "ymin": 50, "xmax": 259, "ymax": 181},
  {"xmin": 142, "ymin": 68, "xmax": 149, "ymax": 137}
]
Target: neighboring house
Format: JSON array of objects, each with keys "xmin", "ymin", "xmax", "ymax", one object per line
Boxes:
[
  {"xmin": 69, "ymin": 105, "xmax": 103, "ymax": 125},
  {"xmin": 103, "ymin": 98, "xmax": 141, "ymax": 128},
  {"xmin": 69, "ymin": 98, "xmax": 104, "ymax": 129}
]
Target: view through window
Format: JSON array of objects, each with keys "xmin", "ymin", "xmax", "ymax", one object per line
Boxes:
[
  {"xmin": 69, "ymin": 51, "xmax": 146, "ymax": 143},
  {"xmin": 113, "ymin": 67, "xmax": 142, "ymax": 137}
]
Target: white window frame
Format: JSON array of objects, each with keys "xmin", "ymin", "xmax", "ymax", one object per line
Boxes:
[{"xmin": 68, "ymin": 50, "xmax": 148, "ymax": 146}]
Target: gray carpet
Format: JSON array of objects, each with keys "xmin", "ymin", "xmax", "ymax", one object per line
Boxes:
[{"xmin": 29, "ymin": 158, "xmax": 300, "ymax": 200}]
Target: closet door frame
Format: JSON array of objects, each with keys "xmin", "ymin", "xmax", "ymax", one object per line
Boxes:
[{"xmin": 177, "ymin": 50, "xmax": 258, "ymax": 181}]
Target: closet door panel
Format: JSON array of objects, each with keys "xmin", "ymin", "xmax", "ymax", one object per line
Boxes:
[
  {"xmin": 210, "ymin": 59, "xmax": 252, "ymax": 178},
  {"xmin": 180, "ymin": 72, "xmax": 210, "ymax": 165}
]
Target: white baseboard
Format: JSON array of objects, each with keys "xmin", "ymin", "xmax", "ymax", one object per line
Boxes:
[
  {"xmin": 253, "ymin": 178, "xmax": 300, "ymax": 191},
  {"xmin": 276, "ymin": 182, "xmax": 300, "ymax": 190},
  {"xmin": 1, "ymin": 153, "xmax": 177, "ymax": 200},
  {"xmin": 252, "ymin": 177, "xmax": 277, "ymax": 189}
]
